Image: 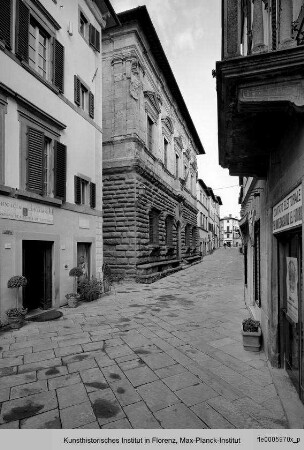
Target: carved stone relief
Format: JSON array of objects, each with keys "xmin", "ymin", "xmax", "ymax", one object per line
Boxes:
[{"xmin": 239, "ymin": 80, "xmax": 304, "ymax": 107}]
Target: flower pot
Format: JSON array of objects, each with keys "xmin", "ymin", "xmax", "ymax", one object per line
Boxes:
[
  {"xmin": 8, "ymin": 316, "xmax": 24, "ymax": 330},
  {"xmin": 67, "ymin": 295, "xmax": 78, "ymax": 308},
  {"xmin": 242, "ymin": 328, "xmax": 262, "ymax": 352}
]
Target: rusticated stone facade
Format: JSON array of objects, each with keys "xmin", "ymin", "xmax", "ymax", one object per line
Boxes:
[{"xmin": 102, "ymin": 7, "xmax": 204, "ymax": 282}]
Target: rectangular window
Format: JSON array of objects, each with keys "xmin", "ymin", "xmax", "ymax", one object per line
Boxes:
[
  {"xmin": 74, "ymin": 176, "xmax": 96, "ymax": 208},
  {"xmin": 79, "ymin": 11, "xmax": 88, "ymax": 39},
  {"xmin": 15, "ymin": 0, "xmax": 64, "ymax": 92},
  {"xmin": 74, "ymin": 76, "xmax": 94, "ymax": 118},
  {"xmin": 149, "ymin": 208, "xmax": 159, "ymax": 245},
  {"xmin": 25, "ymin": 126, "xmax": 66, "ymax": 200},
  {"xmin": 175, "ymin": 154, "xmax": 179, "ymax": 178},
  {"xmin": 164, "ymin": 138, "xmax": 168, "ymax": 168},
  {"xmin": 200, "ymin": 213, "xmax": 203, "ymax": 226},
  {"xmin": 147, "ymin": 116, "xmax": 153, "ymax": 152}
]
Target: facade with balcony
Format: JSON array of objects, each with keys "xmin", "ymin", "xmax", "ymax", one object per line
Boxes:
[
  {"xmin": 217, "ymin": 0, "xmax": 304, "ymax": 402},
  {"xmin": 102, "ymin": 6, "xmax": 204, "ymax": 283},
  {"xmin": 0, "ymin": 0, "xmax": 118, "ymax": 317}
]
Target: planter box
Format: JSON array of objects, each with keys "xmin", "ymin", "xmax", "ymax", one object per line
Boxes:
[{"xmin": 242, "ymin": 328, "xmax": 262, "ymax": 352}]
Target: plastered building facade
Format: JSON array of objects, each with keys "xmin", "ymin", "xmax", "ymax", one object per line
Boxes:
[{"xmin": 0, "ymin": 0, "xmax": 118, "ymax": 317}]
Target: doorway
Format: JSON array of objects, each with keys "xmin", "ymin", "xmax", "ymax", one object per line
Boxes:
[
  {"xmin": 278, "ymin": 229, "xmax": 303, "ymax": 402},
  {"xmin": 22, "ymin": 241, "xmax": 53, "ymax": 311}
]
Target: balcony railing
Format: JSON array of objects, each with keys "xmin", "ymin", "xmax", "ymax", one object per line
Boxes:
[{"xmin": 223, "ymin": 0, "xmax": 304, "ymax": 60}]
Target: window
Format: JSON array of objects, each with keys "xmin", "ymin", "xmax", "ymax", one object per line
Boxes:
[
  {"xmin": 147, "ymin": 116, "xmax": 154, "ymax": 152},
  {"xmin": 192, "ymin": 227, "xmax": 196, "ymax": 248},
  {"xmin": 74, "ymin": 76, "xmax": 94, "ymax": 118},
  {"xmin": 0, "ymin": 0, "xmax": 12, "ymax": 49},
  {"xmin": 79, "ymin": 11, "xmax": 88, "ymax": 39},
  {"xmin": 185, "ymin": 224, "xmax": 191, "ymax": 248},
  {"xmin": 175, "ymin": 154, "xmax": 179, "ymax": 178},
  {"xmin": 191, "ymin": 174, "xmax": 194, "ymax": 193},
  {"xmin": 165, "ymin": 215, "xmax": 174, "ymax": 246},
  {"xmin": 227, "ymin": 226, "xmax": 230, "ymax": 232},
  {"xmin": 74, "ymin": 176, "xmax": 96, "ymax": 208},
  {"xmin": 164, "ymin": 138, "xmax": 168, "ymax": 168},
  {"xmin": 149, "ymin": 208, "xmax": 159, "ymax": 245},
  {"xmin": 200, "ymin": 213, "xmax": 203, "ymax": 226},
  {"xmin": 29, "ymin": 18, "xmax": 49, "ymax": 79},
  {"xmin": 78, "ymin": 8, "xmax": 100, "ymax": 52},
  {"xmin": 14, "ymin": 0, "xmax": 64, "ymax": 92},
  {"xmin": 25, "ymin": 127, "xmax": 66, "ymax": 200}
]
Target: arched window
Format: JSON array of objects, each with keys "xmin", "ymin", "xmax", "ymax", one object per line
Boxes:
[
  {"xmin": 165, "ymin": 215, "xmax": 174, "ymax": 246},
  {"xmin": 185, "ymin": 224, "xmax": 191, "ymax": 247},
  {"xmin": 149, "ymin": 208, "xmax": 159, "ymax": 245}
]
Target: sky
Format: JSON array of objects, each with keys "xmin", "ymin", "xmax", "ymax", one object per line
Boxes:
[{"xmin": 110, "ymin": 0, "xmax": 240, "ymax": 218}]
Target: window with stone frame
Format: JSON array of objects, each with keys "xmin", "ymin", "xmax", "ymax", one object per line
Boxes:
[
  {"xmin": 165, "ymin": 215, "xmax": 174, "ymax": 246},
  {"xmin": 163, "ymin": 137, "xmax": 168, "ymax": 168},
  {"xmin": 192, "ymin": 227, "xmax": 197, "ymax": 248},
  {"xmin": 185, "ymin": 224, "xmax": 191, "ymax": 248},
  {"xmin": 175, "ymin": 153, "xmax": 179, "ymax": 179},
  {"xmin": 74, "ymin": 175, "xmax": 96, "ymax": 208},
  {"xmin": 78, "ymin": 7, "xmax": 100, "ymax": 52},
  {"xmin": 20, "ymin": 118, "xmax": 66, "ymax": 200},
  {"xmin": 147, "ymin": 115, "xmax": 154, "ymax": 152},
  {"xmin": 74, "ymin": 76, "xmax": 94, "ymax": 118},
  {"xmin": 12, "ymin": 0, "xmax": 65, "ymax": 92},
  {"xmin": 149, "ymin": 208, "xmax": 160, "ymax": 245}
]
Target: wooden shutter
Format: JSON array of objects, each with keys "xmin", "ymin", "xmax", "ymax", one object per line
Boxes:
[
  {"xmin": 74, "ymin": 75, "xmax": 80, "ymax": 106},
  {"xmin": 89, "ymin": 91, "xmax": 94, "ymax": 119},
  {"xmin": 54, "ymin": 141, "xmax": 66, "ymax": 200},
  {"xmin": 53, "ymin": 39, "xmax": 64, "ymax": 93},
  {"xmin": 90, "ymin": 182, "xmax": 96, "ymax": 208},
  {"xmin": 89, "ymin": 23, "xmax": 100, "ymax": 52},
  {"xmin": 272, "ymin": 0, "xmax": 277, "ymax": 51},
  {"xmin": 27, "ymin": 127, "xmax": 44, "ymax": 195},
  {"xmin": 16, "ymin": 0, "xmax": 29, "ymax": 62},
  {"xmin": 74, "ymin": 175, "xmax": 81, "ymax": 204},
  {"xmin": 0, "ymin": 0, "xmax": 12, "ymax": 49}
]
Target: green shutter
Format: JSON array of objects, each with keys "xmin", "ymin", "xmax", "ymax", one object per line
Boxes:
[
  {"xmin": 74, "ymin": 75, "xmax": 80, "ymax": 106},
  {"xmin": 53, "ymin": 39, "xmax": 64, "ymax": 93},
  {"xmin": 54, "ymin": 141, "xmax": 66, "ymax": 200},
  {"xmin": 27, "ymin": 127, "xmax": 44, "ymax": 195},
  {"xmin": 90, "ymin": 182, "xmax": 96, "ymax": 208},
  {"xmin": 0, "ymin": 0, "xmax": 12, "ymax": 49},
  {"xmin": 16, "ymin": 0, "xmax": 29, "ymax": 62},
  {"xmin": 74, "ymin": 175, "xmax": 81, "ymax": 204}
]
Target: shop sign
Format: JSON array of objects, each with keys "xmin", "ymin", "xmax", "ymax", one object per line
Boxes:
[
  {"xmin": 286, "ymin": 257, "xmax": 298, "ymax": 323},
  {"xmin": 0, "ymin": 197, "xmax": 53, "ymax": 224},
  {"xmin": 273, "ymin": 185, "xmax": 302, "ymax": 234}
]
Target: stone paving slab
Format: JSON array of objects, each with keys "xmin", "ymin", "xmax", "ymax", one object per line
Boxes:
[{"xmin": 0, "ymin": 249, "xmax": 297, "ymax": 428}]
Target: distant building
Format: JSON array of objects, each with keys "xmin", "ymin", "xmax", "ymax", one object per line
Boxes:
[
  {"xmin": 197, "ymin": 180, "xmax": 221, "ymax": 254},
  {"xmin": 0, "ymin": 0, "xmax": 118, "ymax": 317},
  {"xmin": 102, "ymin": 6, "xmax": 204, "ymax": 283},
  {"xmin": 220, "ymin": 215, "xmax": 241, "ymax": 247}
]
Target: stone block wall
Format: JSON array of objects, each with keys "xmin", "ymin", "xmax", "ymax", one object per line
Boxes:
[
  {"xmin": 103, "ymin": 172, "xmax": 137, "ymax": 279},
  {"xmin": 103, "ymin": 161, "xmax": 199, "ymax": 281}
]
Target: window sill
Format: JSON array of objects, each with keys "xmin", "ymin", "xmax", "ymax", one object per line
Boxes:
[{"xmin": 16, "ymin": 190, "xmax": 62, "ymax": 206}]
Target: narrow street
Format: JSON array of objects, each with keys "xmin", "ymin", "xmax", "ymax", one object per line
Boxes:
[{"xmin": 0, "ymin": 249, "xmax": 292, "ymax": 429}]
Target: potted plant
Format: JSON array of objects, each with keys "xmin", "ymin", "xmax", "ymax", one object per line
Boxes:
[
  {"xmin": 66, "ymin": 267, "xmax": 83, "ymax": 307},
  {"xmin": 242, "ymin": 318, "xmax": 262, "ymax": 352},
  {"xmin": 6, "ymin": 275, "xmax": 28, "ymax": 329}
]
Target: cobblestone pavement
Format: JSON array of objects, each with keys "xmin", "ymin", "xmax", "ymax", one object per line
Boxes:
[{"xmin": 0, "ymin": 248, "xmax": 290, "ymax": 429}]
